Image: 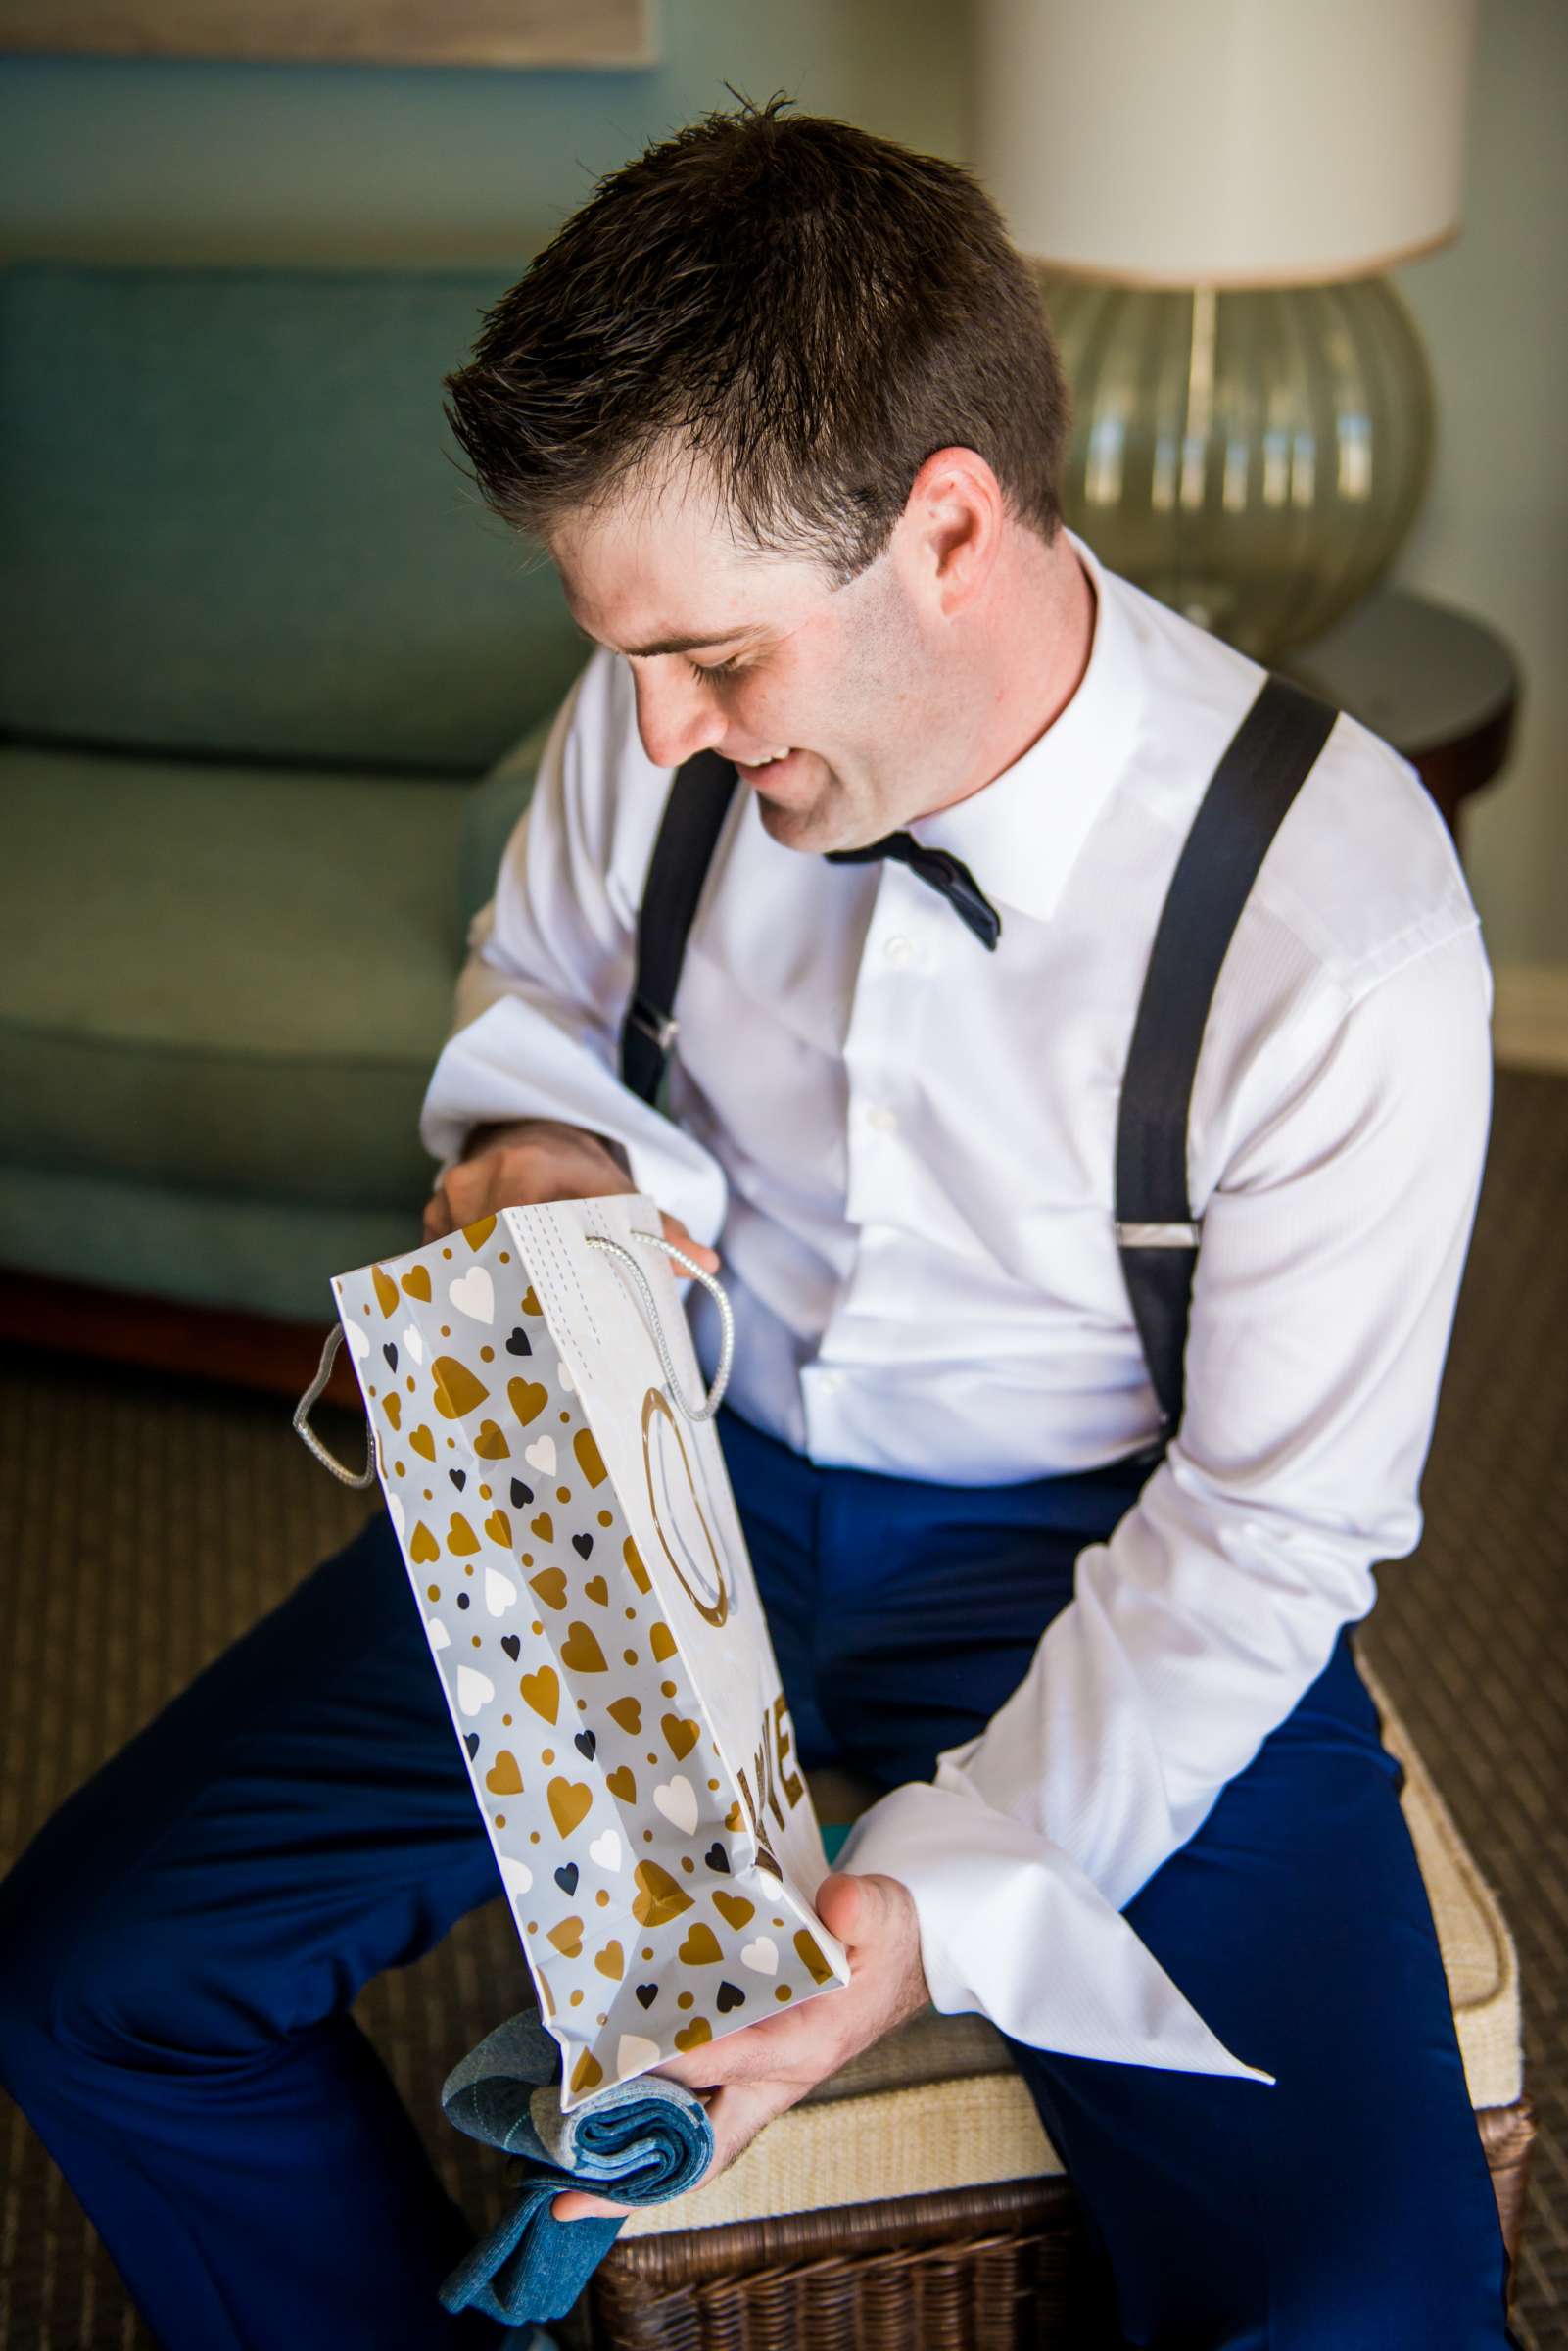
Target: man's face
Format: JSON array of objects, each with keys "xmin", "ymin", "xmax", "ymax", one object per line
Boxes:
[{"xmin": 549, "ymin": 466, "xmax": 941, "ymax": 855}]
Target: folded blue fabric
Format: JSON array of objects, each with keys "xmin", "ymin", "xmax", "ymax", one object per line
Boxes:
[{"xmin": 438, "ymin": 2010, "xmax": 715, "ymax": 2326}]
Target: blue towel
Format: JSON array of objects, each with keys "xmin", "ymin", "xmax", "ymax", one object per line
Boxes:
[{"xmin": 438, "ymin": 2010, "xmax": 716, "ymax": 2326}]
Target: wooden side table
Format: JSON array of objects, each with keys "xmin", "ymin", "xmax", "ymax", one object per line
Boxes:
[{"xmin": 1279, "ymin": 585, "xmax": 1520, "ymax": 851}]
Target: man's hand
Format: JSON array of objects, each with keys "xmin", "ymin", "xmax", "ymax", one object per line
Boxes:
[
  {"xmin": 551, "ymin": 1869, "xmax": 928, "ymax": 2223},
  {"xmin": 422, "ymin": 1117, "xmax": 718, "ymax": 1272}
]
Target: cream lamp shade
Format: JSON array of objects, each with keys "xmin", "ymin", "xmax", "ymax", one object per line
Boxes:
[{"xmin": 973, "ymin": 0, "xmax": 1478, "ymax": 657}]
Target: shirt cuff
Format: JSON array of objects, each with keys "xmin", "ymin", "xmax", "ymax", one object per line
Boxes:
[
  {"xmin": 836, "ymin": 1778, "xmax": 1272, "ymax": 2083},
  {"xmin": 419, "ymin": 995, "xmax": 729, "ymax": 1247}
]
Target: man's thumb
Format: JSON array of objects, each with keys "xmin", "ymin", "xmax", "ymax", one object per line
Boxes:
[{"xmin": 815, "ymin": 1868, "xmax": 873, "ymax": 1945}]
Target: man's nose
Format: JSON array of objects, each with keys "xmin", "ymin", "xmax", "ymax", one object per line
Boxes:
[{"xmin": 631, "ymin": 659, "xmax": 728, "ymax": 771}]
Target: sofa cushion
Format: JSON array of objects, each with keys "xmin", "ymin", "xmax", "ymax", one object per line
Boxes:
[
  {"xmin": 2, "ymin": 744, "xmax": 466, "ymax": 1215},
  {"xmin": 0, "ymin": 261, "xmax": 583, "ymax": 769}
]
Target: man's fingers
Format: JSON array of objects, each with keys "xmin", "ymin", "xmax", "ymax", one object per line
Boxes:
[
  {"xmin": 428, "ymin": 1185, "xmax": 711, "ymax": 1267},
  {"xmin": 552, "ymin": 1880, "xmax": 930, "ymax": 2229},
  {"xmin": 660, "ymin": 1213, "xmax": 720, "ymax": 1275},
  {"xmin": 551, "ymin": 2079, "xmax": 789, "ymax": 2224},
  {"xmin": 655, "ymin": 2010, "xmax": 833, "ymax": 2095},
  {"xmin": 551, "ymin": 2187, "xmax": 632, "ymax": 2223},
  {"xmin": 701, "ymin": 2077, "xmax": 797, "ymax": 2175},
  {"xmin": 654, "ymin": 2014, "xmax": 794, "ymax": 2088}
]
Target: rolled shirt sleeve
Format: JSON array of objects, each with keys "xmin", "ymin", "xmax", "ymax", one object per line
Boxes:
[
  {"xmin": 840, "ymin": 921, "xmax": 1493, "ymax": 2075},
  {"xmin": 419, "ymin": 651, "xmax": 729, "ymax": 1247}
]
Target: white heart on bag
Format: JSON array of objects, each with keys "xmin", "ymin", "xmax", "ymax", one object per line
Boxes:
[
  {"xmin": 449, "ymin": 1266, "xmax": 494, "ymax": 1325},
  {"xmin": 426, "ymin": 1616, "xmax": 450, "ymax": 1652},
  {"xmin": 739, "ymin": 1938, "xmax": 779, "ymax": 1976},
  {"xmin": 387, "ymin": 1492, "xmax": 405, "ymax": 1538},
  {"xmin": 401, "ymin": 1322, "xmax": 424, "ymax": 1366},
  {"xmin": 558, "ymin": 1358, "xmax": 576, "ymax": 1392},
  {"xmin": 652, "ymin": 1775, "xmax": 698, "ymax": 1838},
  {"xmin": 589, "ymin": 1829, "xmax": 623, "ymax": 1873},
  {"xmin": 616, "ymin": 2034, "xmax": 660, "ymax": 2078},
  {"xmin": 456, "ymin": 1665, "xmax": 494, "ymax": 1717},
  {"xmin": 524, "ymin": 1434, "xmax": 557, "ymax": 1476},
  {"xmin": 484, "ymin": 1566, "xmax": 518, "ymax": 1618},
  {"xmin": 499, "ymin": 1852, "xmax": 534, "ymax": 1898},
  {"xmin": 345, "ymin": 1318, "xmax": 370, "ymax": 1362}
]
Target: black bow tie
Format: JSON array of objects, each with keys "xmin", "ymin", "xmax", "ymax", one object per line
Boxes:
[{"xmin": 825, "ymin": 831, "xmax": 1002, "ymax": 951}]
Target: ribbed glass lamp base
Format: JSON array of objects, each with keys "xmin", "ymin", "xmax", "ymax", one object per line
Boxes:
[{"xmin": 1037, "ymin": 272, "xmax": 1434, "ymax": 661}]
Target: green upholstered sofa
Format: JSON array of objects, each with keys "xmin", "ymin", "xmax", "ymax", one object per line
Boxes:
[{"xmin": 1, "ymin": 261, "xmax": 571, "ymax": 1327}]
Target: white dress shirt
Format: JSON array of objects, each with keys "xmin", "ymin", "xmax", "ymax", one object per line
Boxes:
[{"xmin": 420, "ymin": 527, "xmax": 1493, "ymax": 2081}]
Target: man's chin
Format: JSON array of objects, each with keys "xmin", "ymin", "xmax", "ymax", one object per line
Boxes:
[
  {"xmin": 737, "ymin": 752, "xmax": 865, "ymax": 855},
  {"xmin": 754, "ymin": 794, "xmax": 830, "ymax": 852}
]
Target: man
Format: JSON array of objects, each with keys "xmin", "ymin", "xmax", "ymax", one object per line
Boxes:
[{"xmin": 0, "ymin": 97, "xmax": 1509, "ymax": 2351}]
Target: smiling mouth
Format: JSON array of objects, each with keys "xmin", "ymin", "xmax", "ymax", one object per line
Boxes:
[{"xmin": 734, "ymin": 747, "xmax": 792, "ymax": 769}]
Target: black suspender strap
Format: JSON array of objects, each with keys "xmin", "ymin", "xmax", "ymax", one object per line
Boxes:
[
  {"xmin": 617, "ymin": 677, "xmax": 1338, "ymax": 1436},
  {"xmin": 620, "ymin": 748, "xmax": 738, "ymax": 1106},
  {"xmin": 1115, "ymin": 673, "xmax": 1340, "ymax": 1434}
]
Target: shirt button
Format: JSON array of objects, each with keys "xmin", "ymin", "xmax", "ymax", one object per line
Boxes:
[
  {"xmin": 865, "ymin": 1105, "xmax": 898, "ymax": 1133},
  {"xmin": 882, "ymin": 934, "xmax": 912, "ymax": 967}
]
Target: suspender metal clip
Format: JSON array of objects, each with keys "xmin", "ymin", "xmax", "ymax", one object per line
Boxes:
[
  {"xmin": 626, "ymin": 994, "xmax": 679, "ymax": 1054},
  {"xmin": 1115, "ymin": 1221, "xmax": 1202, "ymax": 1250}
]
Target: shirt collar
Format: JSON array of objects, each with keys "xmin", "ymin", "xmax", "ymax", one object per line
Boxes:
[{"xmin": 905, "ymin": 527, "xmax": 1144, "ymax": 926}]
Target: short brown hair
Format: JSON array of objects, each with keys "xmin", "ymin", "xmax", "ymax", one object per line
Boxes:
[{"xmin": 443, "ymin": 93, "xmax": 1071, "ymax": 586}]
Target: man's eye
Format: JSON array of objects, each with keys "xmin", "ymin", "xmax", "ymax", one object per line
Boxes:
[{"xmin": 689, "ymin": 654, "xmax": 746, "ymax": 683}]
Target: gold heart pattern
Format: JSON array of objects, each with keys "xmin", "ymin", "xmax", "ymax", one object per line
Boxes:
[
  {"xmin": 520, "ymin": 1666, "xmax": 559, "ymax": 1724},
  {"xmin": 332, "ymin": 1210, "xmax": 845, "ymax": 2110},
  {"xmin": 546, "ymin": 1777, "xmax": 594, "ymax": 1838},
  {"xmin": 529, "ymin": 1566, "xmax": 568, "ymax": 1611},
  {"xmin": 432, "ymin": 1357, "xmax": 488, "ymax": 1420},
  {"xmin": 508, "ymin": 1378, "xmax": 548, "ymax": 1427}
]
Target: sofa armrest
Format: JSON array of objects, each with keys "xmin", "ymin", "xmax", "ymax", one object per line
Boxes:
[{"xmin": 454, "ymin": 716, "xmax": 553, "ymax": 950}]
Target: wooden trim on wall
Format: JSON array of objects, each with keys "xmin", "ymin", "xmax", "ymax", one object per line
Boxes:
[
  {"xmin": 0, "ymin": 1268, "xmax": 363, "ymax": 1413},
  {"xmin": 0, "ymin": 0, "xmax": 654, "ymax": 69}
]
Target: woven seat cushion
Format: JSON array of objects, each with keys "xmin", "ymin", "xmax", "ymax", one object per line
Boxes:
[{"xmin": 623, "ymin": 1659, "xmax": 1522, "ymax": 2236}]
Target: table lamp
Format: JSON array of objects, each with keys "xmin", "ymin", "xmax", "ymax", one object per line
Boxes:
[{"xmin": 974, "ymin": 0, "xmax": 1478, "ymax": 658}]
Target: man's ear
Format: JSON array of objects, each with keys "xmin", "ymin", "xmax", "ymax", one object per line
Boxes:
[{"xmin": 900, "ymin": 446, "xmax": 1006, "ymax": 623}]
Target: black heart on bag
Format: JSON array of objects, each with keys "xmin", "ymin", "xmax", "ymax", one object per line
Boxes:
[
  {"xmin": 554, "ymin": 1862, "xmax": 579, "ymax": 1895},
  {"xmin": 510, "ymin": 1479, "xmax": 534, "ymax": 1510},
  {"xmin": 704, "ymin": 1843, "xmax": 730, "ymax": 1874},
  {"xmin": 500, "ymin": 1634, "xmax": 521, "ymax": 1662},
  {"xmin": 635, "ymin": 1983, "xmax": 658, "ymax": 2010},
  {"xmin": 575, "ymin": 1729, "xmax": 596, "ymax": 1760},
  {"xmin": 505, "ymin": 1327, "xmax": 532, "ymax": 1357},
  {"xmin": 450, "ymin": 1468, "xmax": 467, "ymax": 1491},
  {"xmin": 383, "ymin": 1343, "xmax": 398, "ymax": 1372},
  {"xmin": 464, "ymin": 1734, "xmax": 480, "ymax": 1760},
  {"xmin": 716, "ymin": 1981, "xmax": 745, "ymax": 2014},
  {"xmin": 572, "ymin": 1533, "xmax": 594, "ymax": 1560}
]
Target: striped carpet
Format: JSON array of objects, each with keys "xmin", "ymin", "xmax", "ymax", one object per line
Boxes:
[{"xmin": 1, "ymin": 1064, "xmax": 1564, "ymax": 2347}]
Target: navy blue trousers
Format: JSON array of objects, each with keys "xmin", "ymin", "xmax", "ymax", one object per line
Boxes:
[{"xmin": 0, "ymin": 1408, "xmax": 1512, "ymax": 2349}]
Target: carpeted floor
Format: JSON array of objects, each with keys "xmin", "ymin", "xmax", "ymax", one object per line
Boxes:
[{"xmin": 1, "ymin": 1064, "xmax": 1565, "ymax": 2347}]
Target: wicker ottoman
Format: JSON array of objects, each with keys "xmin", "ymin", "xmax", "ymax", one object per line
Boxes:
[{"xmin": 589, "ymin": 1663, "xmax": 1532, "ymax": 2348}]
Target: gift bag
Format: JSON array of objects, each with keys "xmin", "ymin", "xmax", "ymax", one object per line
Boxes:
[{"xmin": 295, "ymin": 1190, "xmax": 848, "ymax": 2107}]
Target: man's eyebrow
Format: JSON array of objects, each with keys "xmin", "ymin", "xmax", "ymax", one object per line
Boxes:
[{"xmin": 567, "ymin": 613, "xmax": 757, "ymax": 659}]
